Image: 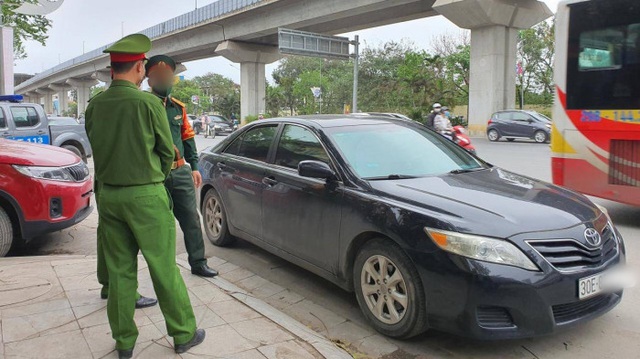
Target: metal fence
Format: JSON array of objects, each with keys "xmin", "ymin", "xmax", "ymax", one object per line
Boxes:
[{"xmin": 17, "ymin": 0, "xmax": 264, "ymax": 91}]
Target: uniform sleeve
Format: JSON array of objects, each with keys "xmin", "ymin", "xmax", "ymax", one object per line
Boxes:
[
  {"xmin": 180, "ymin": 107, "xmax": 199, "ymax": 171},
  {"xmin": 149, "ymin": 100, "xmax": 174, "ymax": 177}
]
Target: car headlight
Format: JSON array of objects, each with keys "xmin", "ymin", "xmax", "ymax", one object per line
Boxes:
[
  {"xmin": 425, "ymin": 227, "xmax": 539, "ymax": 271},
  {"xmin": 13, "ymin": 165, "xmax": 75, "ymax": 182}
]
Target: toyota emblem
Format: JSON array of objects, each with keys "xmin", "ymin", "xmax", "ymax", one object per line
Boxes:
[{"xmin": 584, "ymin": 228, "xmax": 602, "ymax": 247}]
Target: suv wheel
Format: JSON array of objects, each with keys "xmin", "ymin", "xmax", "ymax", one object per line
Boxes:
[
  {"xmin": 62, "ymin": 145, "xmax": 87, "ymax": 163},
  {"xmin": 0, "ymin": 207, "xmax": 13, "ymax": 257},
  {"xmin": 354, "ymin": 238, "xmax": 428, "ymax": 339},
  {"xmin": 487, "ymin": 129, "xmax": 500, "ymax": 142}
]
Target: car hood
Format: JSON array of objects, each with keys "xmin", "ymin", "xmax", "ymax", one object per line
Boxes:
[
  {"xmin": 0, "ymin": 139, "xmax": 80, "ymax": 166},
  {"xmin": 368, "ymin": 167, "xmax": 600, "ymax": 238}
]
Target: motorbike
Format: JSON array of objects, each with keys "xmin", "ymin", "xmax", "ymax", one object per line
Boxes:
[
  {"xmin": 203, "ymin": 122, "xmax": 216, "ymax": 139},
  {"xmin": 452, "ymin": 125, "xmax": 476, "ymax": 154}
]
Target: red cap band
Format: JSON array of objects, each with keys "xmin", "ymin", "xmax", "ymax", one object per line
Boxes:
[{"xmin": 110, "ymin": 53, "xmax": 146, "ymax": 63}]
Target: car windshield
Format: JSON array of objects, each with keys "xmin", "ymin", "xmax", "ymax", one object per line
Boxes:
[
  {"xmin": 326, "ymin": 123, "xmax": 486, "ymax": 180},
  {"xmin": 212, "ymin": 117, "xmax": 231, "ymax": 124}
]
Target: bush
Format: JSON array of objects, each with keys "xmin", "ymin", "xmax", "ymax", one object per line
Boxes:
[
  {"xmin": 244, "ymin": 115, "xmax": 259, "ymax": 124},
  {"xmin": 450, "ymin": 115, "xmax": 468, "ymax": 127}
]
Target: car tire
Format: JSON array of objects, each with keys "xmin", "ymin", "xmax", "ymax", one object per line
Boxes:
[
  {"xmin": 354, "ymin": 238, "xmax": 428, "ymax": 339},
  {"xmin": 202, "ymin": 188, "xmax": 235, "ymax": 247},
  {"xmin": 506, "ymin": 138, "xmax": 515, "ymax": 142},
  {"xmin": 62, "ymin": 145, "xmax": 86, "ymax": 163},
  {"xmin": 487, "ymin": 129, "xmax": 500, "ymax": 142},
  {"xmin": 0, "ymin": 206, "xmax": 13, "ymax": 257},
  {"xmin": 534, "ymin": 130, "xmax": 548, "ymax": 144}
]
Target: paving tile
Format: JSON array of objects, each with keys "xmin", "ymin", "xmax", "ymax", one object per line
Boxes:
[
  {"xmin": 179, "ymin": 324, "xmax": 257, "ymax": 357},
  {"xmin": 206, "ymin": 256, "xmax": 228, "ymax": 268},
  {"xmin": 353, "ymin": 334, "xmax": 398, "ymax": 358},
  {"xmin": 237, "ymin": 275, "xmax": 269, "ymax": 291},
  {"xmin": 53, "ymin": 261, "xmax": 97, "ymax": 278},
  {"xmin": 58, "ymin": 273, "xmax": 103, "ymax": 292},
  {"xmin": 180, "ymin": 272, "xmax": 211, "ymax": 288},
  {"xmin": 1, "ymin": 307, "xmax": 79, "ymax": 343},
  {"xmin": 209, "ymin": 299, "xmax": 261, "ymax": 324},
  {"xmin": 215, "ymin": 262, "xmax": 240, "ymax": 275},
  {"xmin": 227, "ymin": 349, "xmax": 268, "ymax": 359},
  {"xmin": 74, "ymin": 302, "xmax": 108, "ymax": 329},
  {"xmin": 249, "ymin": 281, "xmax": 285, "ymax": 299},
  {"xmin": 4, "ymin": 329, "xmax": 92, "ymax": 359},
  {"xmin": 81, "ymin": 323, "xmax": 114, "ymax": 354},
  {"xmin": 189, "ymin": 284, "xmax": 231, "ymax": 305},
  {"xmin": 265, "ymin": 290, "xmax": 304, "ymax": 310},
  {"xmin": 223, "ymin": 268, "xmax": 256, "ymax": 283},
  {"xmin": 230, "ymin": 318, "xmax": 294, "ymax": 346},
  {"xmin": 326, "ymin": 320, "xmax": 374, "ymax": 346},
  {"xmin": 66, "ymin": 288, "xmax": 104, "ymax": 308},
  {"xmin": 0, "ymin": 275, "xmax": 59, "ymax": 308},
  {"xmin": 194, "ymin": 305, "xmax": 226, "ymax": 329},
  {"xmin": 0, "ymin": 295, "xmax": 70, "ymax": 319},
  {"xmin": 286, "ymin": 299, "xmax": 347, "ymax": 334},
  {"xmin": 258, "ymin": 340, "xmax": 317, "ymax": 359}
]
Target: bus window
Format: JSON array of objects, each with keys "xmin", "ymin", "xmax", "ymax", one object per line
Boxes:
[{"xmin": 578, "ymin": 28, "xmax": 624, "ymax": 71}]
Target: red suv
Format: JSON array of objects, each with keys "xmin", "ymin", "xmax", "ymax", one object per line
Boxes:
[{"xmin": 0, "ymin": 139, "xmax": 93, "ymax": 256}]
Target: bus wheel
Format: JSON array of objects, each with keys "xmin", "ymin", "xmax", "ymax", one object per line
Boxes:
[
  {"xmin": 487, "ymin": 129, "xmax": 500, "ymax": 142},
  {"xmin": 534, "ymin": 131, "xmax": 548, "ymax": 143}
]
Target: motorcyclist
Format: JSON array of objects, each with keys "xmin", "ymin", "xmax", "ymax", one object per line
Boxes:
[
  {"xmin": 425, "ymin": 103, "xmax": 442, "ymax": 129},
  {"xmin": 434, "ymin": 106, "xmax": 456, "ymax": 141}
]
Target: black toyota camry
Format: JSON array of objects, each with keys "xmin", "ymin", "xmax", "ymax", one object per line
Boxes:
[{"xmin": 197, "ymin": 115, "xmax": 626, "ymax": 340}]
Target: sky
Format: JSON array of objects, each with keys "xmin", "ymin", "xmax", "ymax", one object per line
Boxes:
[{"xmin": 13, "ymin": 0, "xmax": 561, "ymax": 85}]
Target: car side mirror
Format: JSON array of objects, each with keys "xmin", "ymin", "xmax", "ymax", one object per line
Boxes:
[
  {"xmin": 527, "ymin": 119, "xmax": 534, "ymax": 123},
  {"xmin": 298, "ymin": 160, "xmax": 335, "ymax": 180}
]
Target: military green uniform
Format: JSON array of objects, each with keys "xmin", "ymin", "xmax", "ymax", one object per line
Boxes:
[
  {"xmin": 86, "ymin": 34, "xmax": 196, "ymax": 351},
  {"xmin": 156, "ymin": 95, "xmax": 207, "ymax": 269}
]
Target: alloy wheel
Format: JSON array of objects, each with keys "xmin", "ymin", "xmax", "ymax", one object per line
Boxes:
[
  {"xmin": 205, "ymin": 195, "xmax": 223, "ymax": 239},
  {"xmin": 360, "ymin": 255, "xmax": 409, "ymax": 325}
]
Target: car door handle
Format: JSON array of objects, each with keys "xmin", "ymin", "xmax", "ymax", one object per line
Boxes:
[
  {"xmin": 217, "ymin": 162, "xmax": 227, "ymax": 170},
  {"xmin": 262, "ymin": 176, "xmax": 278, "ymax": 187},
  {"xmin": 36, "ymin": 130, "xmax": 46, "ymax": 134}
]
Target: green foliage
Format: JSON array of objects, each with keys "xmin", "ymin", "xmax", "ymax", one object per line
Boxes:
[
  {"xmin": 517, "ymin": 19, "xmax": 555, "ymax": 106},
  {"xmin": 171, "ymin": 79, "xmax": 208, "ymax": 114},
  {"xmin": 62, "ymin": 102, "xmax": 77, "ymax": 117},
  {"xmin": 244, "ymin": 115, "xmax": 259, "ymax": 123},
  {"xmin": 1, "ymin": 0, "xmax": 52, "ymax": 59}
]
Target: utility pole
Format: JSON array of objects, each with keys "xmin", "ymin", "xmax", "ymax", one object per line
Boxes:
[{"xmin": 352, "ymin": 35, "xmax": 359, "ymax": 113}]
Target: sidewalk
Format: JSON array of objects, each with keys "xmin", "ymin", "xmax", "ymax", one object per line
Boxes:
[{"xmin": 0, "ymin": 255, "xmax": 352, "ymax": 359}]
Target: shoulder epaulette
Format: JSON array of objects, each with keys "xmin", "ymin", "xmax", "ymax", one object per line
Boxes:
[{"xmin": 171, "ymin": 97, "xmax": 186, "ymax": 108}]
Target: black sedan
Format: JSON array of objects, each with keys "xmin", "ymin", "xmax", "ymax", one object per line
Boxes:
[{"xmin": 197, "ymin": 115, "xmax": 626, "ymax": 340}]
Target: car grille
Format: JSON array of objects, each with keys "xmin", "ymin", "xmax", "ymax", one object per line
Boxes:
[
  {"xmin": 476, "ymin": 306, "xmax": 516, "ymax": 329},
  {"xmin": 528, "ymin": 224, "xmax": 618, "ymax": 272},
  {"xmin": 552, "ymin": 293, "xmax": 619, "ymax": 324},
  {"xmin": 67, "ymin": 162, "xmax": 90, "ymax": 182}
]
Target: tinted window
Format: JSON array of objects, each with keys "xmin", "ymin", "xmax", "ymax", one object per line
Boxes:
[
  {"xmin": 567, "ymin": 1, "xmax": 640, "ymax": 109},
  {"xmin": 235, "ymin": 125, "xmax": 277, "ymax": 162},
  {"xmin": 275, "ymin": 125, "xmax": 331, "ymax": 170},
  {"xmin": 10, "ymin": 107, "xmax": 40, "ymax": 128},
  {"xmin": 496, "ymin": 112, "xmax": 510, "ymax": 121},
  {"xmin": 327, "ymin": 123, "xmax": 484, "ymax": 179},
  {"xmin": 0, "ymin": 109, "xmax": 6, "ymax": 128},
  {"xmin": 223, "ymin": 136, "xmax": 243, "ymax": 156}
]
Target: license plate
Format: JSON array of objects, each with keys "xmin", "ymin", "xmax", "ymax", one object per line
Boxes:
[{"xmin": 578, "ymin": 273, "xmax": 603, "ymax": 300}]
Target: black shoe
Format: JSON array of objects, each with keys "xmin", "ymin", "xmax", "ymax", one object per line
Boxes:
[
  {"xmin": 117, "ymin": 348, "xmax": 134, "ymax": 359},
  {"xmin": 100, "ymin": 293, "xmax": 108, "ymax": 300},
  {"xmin": 135, "ymin": 296, "xmax": 158, "ymax": 309},
  {"xmin": 191, "ymin": 264, "xmax": 218, "ymax": 278},
  {"xmin": 175, "ymin": 329, "xmax": 206, "ymax": 354}
]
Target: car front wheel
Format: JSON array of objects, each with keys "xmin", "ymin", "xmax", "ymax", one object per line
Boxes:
[
  {"xmin": 534, "ymin": 130, "xmax": 548, "ymax": 143},
  {"xmin": 354, "ymin": 238, "xmax": 428, "ymax": 339},
  {"xmin": 0, "ymin": 207, "xmax": 13, "ymax": 257},
  {"xmin": 487, "ymin": 129, "xmax": 500, "ymax": 142},
  {"xmin": 202, "ymin": 188, "xmax": 235, "ymax": 246}
]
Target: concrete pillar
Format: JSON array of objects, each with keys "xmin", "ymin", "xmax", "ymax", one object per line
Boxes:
[
  {"xmin": 92, "ymin": 70, "xmax": 112, "ymax": 87},
  {"xmin": 215, "ymin": 41, "xmax": 281, "ymax": 124},
  {"xmin": 433, "ymin": 0, "xmax": 552, "ymax": 135},
  {"xmin": 0, "ymin": 27, "xmax": 14, "ymax": 96},
  {"xmin": 49, "ymin": 84, "xmax": 71, "ymax": 115},
  {"xmin": 36, "ymin": 89, "xmax": 55, "ymax": 114},
  {"xmin": 67, "ymin": 79, "xmax": 98, "ymax": 117},
  {"xmin": 25, "ymin": 92, "xmax": 40, "ymax": 105}
]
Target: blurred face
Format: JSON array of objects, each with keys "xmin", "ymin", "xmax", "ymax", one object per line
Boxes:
[{"xmin": 147, "ymin": 66, "xmax": 175, "ymax": 95}]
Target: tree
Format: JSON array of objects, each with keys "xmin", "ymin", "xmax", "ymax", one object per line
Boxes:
[
  {"xmin": 171, "ymin": 79, "xmax": 210, "ymax": 114},
  {"xmin": 1, "ymin": 0, "xmax": 53, "ymax": 59},
  {"xmin": 517, "ymin": 19, "xmax": 555, "ymax": 105}
]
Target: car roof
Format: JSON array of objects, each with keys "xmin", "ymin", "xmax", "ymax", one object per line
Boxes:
[{"xmin": 255, "ymin": 114, "xmax": 407, "ymax": 128}]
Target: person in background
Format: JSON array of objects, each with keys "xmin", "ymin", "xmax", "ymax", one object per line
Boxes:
[{"xmin": 425, "ymin": 103, "xmax": 442, "ymax": 129}]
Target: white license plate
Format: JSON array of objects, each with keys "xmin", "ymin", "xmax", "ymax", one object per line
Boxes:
[{"xmin": 578, "ymin": 273, "xmax": 603, "ymax": 300}]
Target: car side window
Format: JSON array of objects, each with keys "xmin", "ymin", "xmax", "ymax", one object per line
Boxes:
[
  {"xmin": 496, "ymin": 112, "xmax": 509, "ymax": 121},
  {"xmin": 236, "ymin": 125, "xmax": 278, "ymax": 162},
  {"xmin": 223, "ymin": 135, "xmax": 243, "ymax": 156},
  {"xmin": 275, "ymin": 125, "xmax": 331, "ymax": 170},
  {"xmin": 511, "ymin": 112, "xmax": 530, "ymax": 122},
  {"xmin": 10, "ymin": 106, "xmax": 40, "ymax": 128},
  {"xmin": 0, "ymin": 108, "xmax": 6, "ymax": 128}
]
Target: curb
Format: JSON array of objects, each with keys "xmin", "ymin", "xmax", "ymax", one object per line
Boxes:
[{"xmin": 176, "ymin": 258, "xmax": 353, "ymax": 359}]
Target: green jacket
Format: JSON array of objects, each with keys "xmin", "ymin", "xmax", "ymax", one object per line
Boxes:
[
  {"xmin": 152, "ymin": 93, "xmax": 199, "ymax": 171},
  {"xmin": 85, "ymin": 80, "xmax": 174, "ymax": 186}
]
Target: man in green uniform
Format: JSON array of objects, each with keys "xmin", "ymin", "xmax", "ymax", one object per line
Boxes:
[
  {"xmin": 85, "ymin": 34, "xmax": 205, "ymax": 359},
  {"xmin": 145, "ymin": 54, "xmax": 218, "ymax": 277}
]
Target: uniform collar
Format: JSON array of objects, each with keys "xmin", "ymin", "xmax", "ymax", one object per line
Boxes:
[{"xmin": 110, "ymin": 79, "xmax": 139, "ymax": 89}]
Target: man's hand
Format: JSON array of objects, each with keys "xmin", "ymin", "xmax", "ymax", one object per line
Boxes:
[{"xmin": 192, "ymin": 171, "xmax": 203, "ymax": 188}]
